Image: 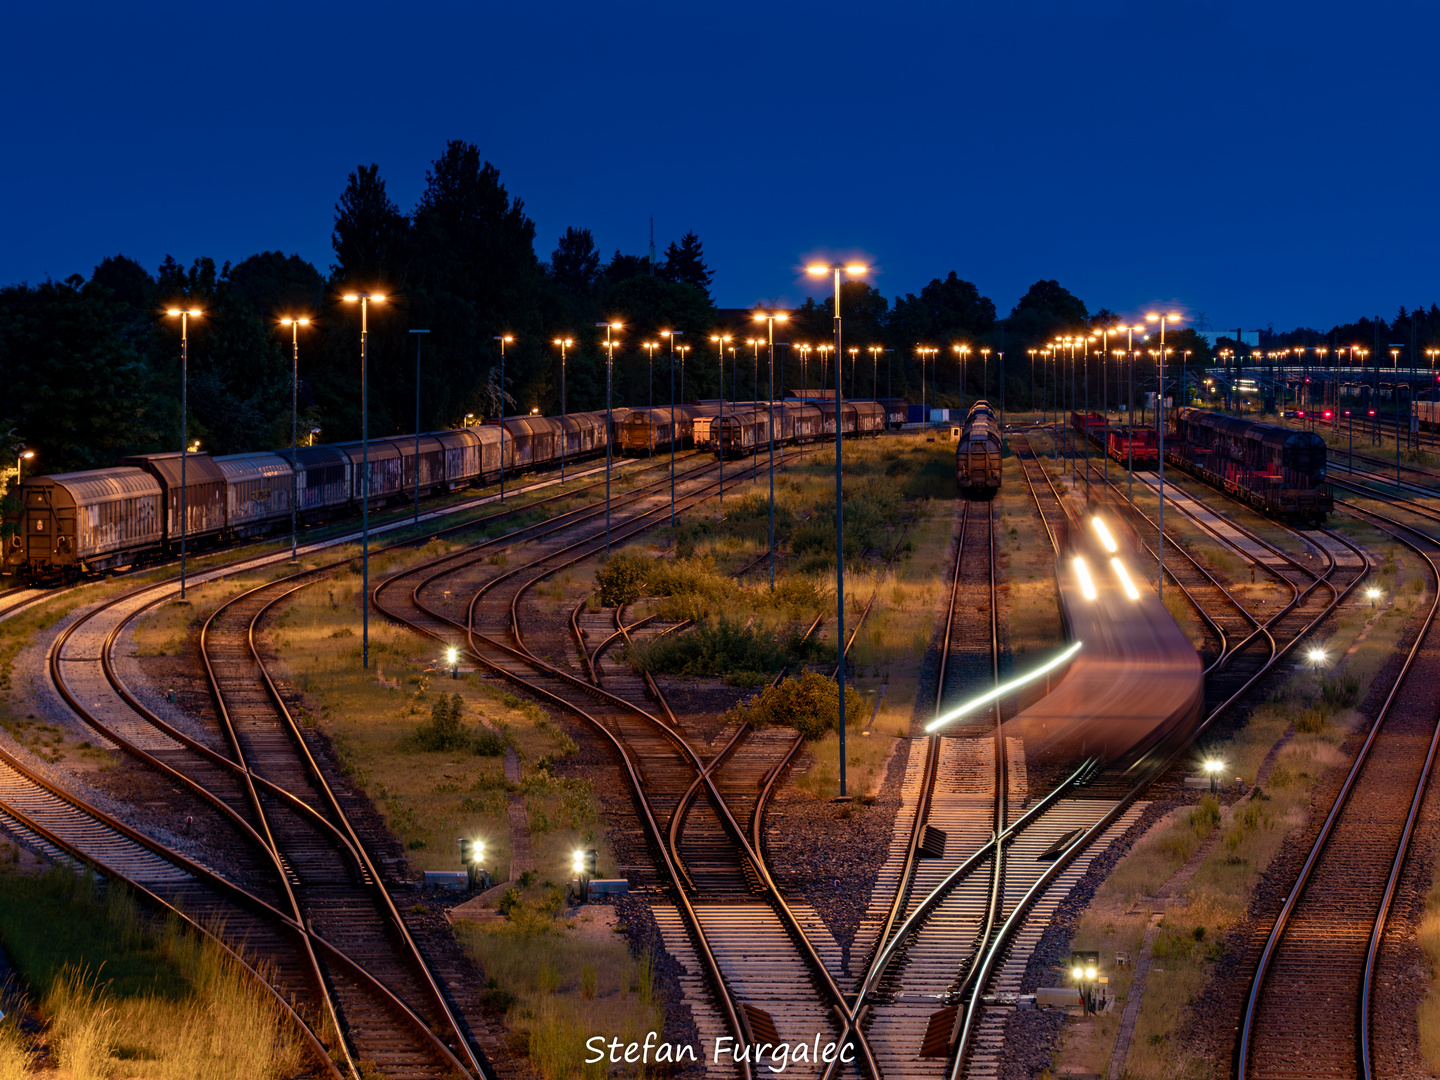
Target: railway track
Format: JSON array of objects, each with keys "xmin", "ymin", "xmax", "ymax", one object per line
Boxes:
[
  {"xmin": 1235, "ymin": 500, "xmax": 1440, "ymax": 1080},
  {"xmin": 375, "ymin": 447, "xmax": 883, "ymax": 1079},
  {"xmin": 902, "ymin": 438, "xmax": 1370, "ymax": 1078},
  {"xmin": 23, "ymin": 455, "xmax": 724, "ymax": 1077}
]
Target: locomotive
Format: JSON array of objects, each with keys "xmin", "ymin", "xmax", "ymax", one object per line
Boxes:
[{"xmin": 1166, "ymin": 407, "xmax": 1332, "ymax": 523}]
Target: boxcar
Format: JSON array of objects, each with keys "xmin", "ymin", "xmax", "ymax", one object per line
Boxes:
[
  {"xmin": 214, "ymin": 452, "xmax": 293, "ymax": 537},
  {"xmin": 879, "ymin": 398, "xmax": 909, "ymax": 428},
  {"xmin": 333, "ymin": 441, "xmax": 404, "ymax": 506},
  {"xmin": 293, "ymin": 446, "xmax": 351, "ymax": 515},
  {"xmin": 9, "ymin": 468, "xmax": 163, "ymax": 579},
  {"xmin": 391, "ymin": 434, "xmax": 447, "ymax": 498},
  {"xmin": 618, "ymin": 408, "xmax": 686, "ymax": 455},
  {"xmin": 122, "ymin": 452, "xmax": 229, "ymax": 547},
  {"xmin": 956, "ymin": 401, "xmax": 1002, "ymax": 498},
  {"xmin": 715, "ymin": 409, "xmax": 774, "ymax": 458},
  {"xmin": 435, "ymin": 429, "xmax": 484, "ymax": 489}
]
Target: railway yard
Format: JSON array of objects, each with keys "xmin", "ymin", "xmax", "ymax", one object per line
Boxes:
[{"xmin": 5, "ymin": 408, "xmax": 1440, "ymax": 1080}]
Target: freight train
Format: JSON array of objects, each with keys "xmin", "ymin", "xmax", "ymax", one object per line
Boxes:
[
  {"xmin": 956, "ymin": 400, "xmax": 1002, "ymax": 497},
  {"xmin": 1166, "ymin": 407, "xmax": 1332, "ymax": 523},
  {"xmin": 711, "ymin": 399, "xmax": 886, "ymax": 459},
  {"xmin": 3, "ymin": 409, "xmax": 633, "ymax": 583}
]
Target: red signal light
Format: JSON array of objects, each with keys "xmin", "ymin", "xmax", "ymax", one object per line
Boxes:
[
  {"xmin": 1369, "ymin": 409, "xmax": 1376, "ymax": 416},
  {"xmin": 1323, "ymin": 411, "xmax": 1332, "ymax": 419},
  {"xmin": 1297, "ymin": 410, "xmax": 1305, "ymax": 417}
]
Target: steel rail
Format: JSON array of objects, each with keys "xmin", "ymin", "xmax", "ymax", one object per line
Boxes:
[
  {"xmin": 1231, "ymin": 499, "xmax": 1440, "ymax": 1080},
  {"xmin": 937, "ymin": 436, "xmax": 1369, "ymax": 1077}
]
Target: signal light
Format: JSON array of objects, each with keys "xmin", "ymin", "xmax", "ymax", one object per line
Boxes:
[{"xmin": 1369, "ymin": 409, "xmax": 1376, "ymax": 416}]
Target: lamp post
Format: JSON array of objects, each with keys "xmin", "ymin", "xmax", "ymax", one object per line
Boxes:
[
  {"xmin": 847, "ymin": 346, "xmax": 859, "ymax": 399},
  {"xmin": 164, "ymin": 308, "xmax": 201, "ymax": 600},
  {"xmin": 280, "ymin": 316, "xmax": 311, "ymax": 560},
  {"xmin": 869, "ymin": 345, "xmax": 883, "ymax": 401},
  {"xmin": 16, "ymin": 449, "xmax": 33, "ymax": 486},
  {"xmin": 493, "ymin": 335, "xmax": 514, "ymax": 501},
  {"xmin": 642, "ymin": 341, "xmax": 659, "ymax": 412},
  {"xmin": 954, "ymin": 344, "xmax": 971, "ymax": 412},
  {"xmin": 409, "ymin": 328, "xmax": 429, "ymax": 527},
  {"xmin": 596, "ymin": 323, "xmax": 622, "ymax": 552},
  {"xmin": 342, "ymin": 292, "xmax": 385, "ymax": 667},
  {"xmin": 817, "ymin": 344, "xmax": 833, "ymax": 398},
  {"xmin": 1392, "ymin": 347, "xmax": 1402, "ymax": 484},
  {"xmin": 660, "ymin": 330, "xmax": 684, "ymax": 528},
  {"xmin": 755, "ymin": 311, "xmax": 789, "ymax": 592},
  {"xmin": 806, "ymin": 261, "xmax": 867, "ymax": 800},
  {"xmin": 797, "ymin": 343, "xmax": 812, "ymax": 396},
  {"xmin": 1146, "ymin": 312, "xmax": 1184, "ymax": 604},
  {"xmin": 554, "ymin": 339, "xmax": 573, "ymax": 480},
  {"xmin": 710, "ymin": 334, "xmax": 732, "ymax": 502}
]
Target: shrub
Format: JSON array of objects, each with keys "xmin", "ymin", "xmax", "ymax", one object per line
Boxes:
[
  {"xmin": 409, "ymin": 694, "xmax": 507, "ymax": 755},
  {"xmin": 595, "ymin": 552, "xmax": 650, "ymax": 606},
  {"xmin": 723, "ymin": 671, "xmax": 867, "ymax": 739}
]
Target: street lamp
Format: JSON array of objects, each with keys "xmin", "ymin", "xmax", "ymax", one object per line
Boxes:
[
  {"xmin": 954, "ymin": 344, "xmax": 971, "ymax": 412},
  {"xmin": 1146, "ymin": 312, "xmax": 1184, "ymax": 604},
  {"xmin": 342, "ymin": 292, "xmax": 385, "ymax": 667},
  {"xmin": 165, "ymin": 307, "xmax": 202, "ymax": 600},
  {"xmin": 554, "ymin": 339, "xmax": 574, "ymax": 480},
  {"xmin": 596, "ymin": 322, "xmax": 623, "ymax": 553},
  {"xmin": 710, "ymin": 334, "xmax": 732, "ymax": 502},
  {"xmin": 806, "ymin": 260, "xmax": 867, "ymax": 800},
  {"xmin": 409, "ymin": 328, "xmax": 430, "ymax": 526},
  {"xmin": 642, "ymin": 341, "xmax": 659, "ymax": 412},
  {"xmin": 447, "ymin": 645, "xmax": 459, "ymax": 680},
  {"xmin": 494, "ymin": 335, "xmax": 514, "ymax": 502},
  {"xmin": 279, "ymin": 316, "xmax": 311, "ymax": 560},
  {"xmin": 755, "ymin": 311, "xmax": 789, "ymax": 592},
  {"xmin": 16, "ymin": 449, "xmax": 33, "ymax": 485},
  {"xmin": 661, "ymin": 330, "xmax": 684, "ymax": 528},
  {"xmin": 869, "ymin": 345, "xmax": 884, "ymax": 401}
]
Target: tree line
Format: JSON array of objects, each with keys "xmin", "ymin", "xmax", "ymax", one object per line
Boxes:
[{"xmin": 3, "ymin": 137, "xmax": 1438, "ymax": 480}]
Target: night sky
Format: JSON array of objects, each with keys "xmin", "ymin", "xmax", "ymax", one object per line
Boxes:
[{"xmin": 5, "ymin": 1, "xmax": 1435, "ymax": 328}]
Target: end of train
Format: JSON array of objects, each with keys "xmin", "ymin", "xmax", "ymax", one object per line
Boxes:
[{"xmin": 956, "ymin": 400, "xmax": 1002, "ymax": 498}]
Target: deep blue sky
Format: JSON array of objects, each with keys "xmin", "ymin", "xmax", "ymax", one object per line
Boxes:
[{"xmin": 5, "ymin": 1, "xmax": 1435, "ymax": 330}]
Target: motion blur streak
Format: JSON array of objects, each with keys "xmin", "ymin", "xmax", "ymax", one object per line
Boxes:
[
  {"xmin": 1111, "ymin": 558, "xmax": 1141, "ymax": 600},
  {"xmin": 1073, "ymin": 556, "xmax": 1097, "ymax": 600},
  {"xmin": 924, "ymin": 641, "xmax": 1084, "ymax": 733}
]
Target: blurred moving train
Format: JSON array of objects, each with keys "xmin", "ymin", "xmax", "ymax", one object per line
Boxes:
[{"xmin": 956, "ymin": 401, "xmax": 1002, "ymax": 497}]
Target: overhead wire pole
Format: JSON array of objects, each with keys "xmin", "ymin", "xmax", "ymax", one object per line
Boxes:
[
  {"xmin": 807, "ymin": 261, "xmax": 867, "ymax": 800},
  {"xmin": 343, "ymin": 291, "xmax": 385, "ymax": 668},
  {"xmin": 281, "ymin": 316, "xmax": 310, "ymax": 560},
  {"xmin": 410, "ymin": 328, "xmax": 429, "ymax": 526},
  {"xmin": 597, "ymin": 322, "xmax": 622, "ymax": 553}
]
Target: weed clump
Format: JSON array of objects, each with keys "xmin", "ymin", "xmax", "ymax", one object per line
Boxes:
[
  {"xmin": 724, "ymin": 671, "xmax": 867, "ymax": 739},
  {"xmin": 409, "ymin": 694, "xmax": 507, "ymax": 756},
  {"xmin": 628, "ymin": 618, "xmax": 832, "ymax": 681}
]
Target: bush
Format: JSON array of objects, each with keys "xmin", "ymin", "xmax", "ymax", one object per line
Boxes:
[
  {"xmin": 409, "ymin": 694, "xmax": 507, "ymax": 755},
  {"xmin": 595, "ymin": 552, "xmax": 650, "ymax": 606},
  {"xmin": 723, "ymin": 671, "xmax": 867, "ymax": 739},
  {"xmin": 629, "ymin": 618, "xmax": 835, "ymax": 679}
]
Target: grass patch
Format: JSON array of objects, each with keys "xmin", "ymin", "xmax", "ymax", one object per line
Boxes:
[
  {"xmin": 0, "ymin": 868, "xmax": 307, "ymax": 1079},
  {"xmin": 724, "ymin": 670, "xmax": 869, "ymax": 740},
  {"xmin": 456, "ymin": 899, "xmax": 664, "ymax": 1080}
]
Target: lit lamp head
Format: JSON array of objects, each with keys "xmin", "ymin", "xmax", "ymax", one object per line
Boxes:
[
  {"xmin": 1306, "ymin": 646, "xmax": 1329, "ymax": 668},
  {"xmin": 446, "ymin": 647, "xmax": 458, "ymax": 666},
  {"xmin": 572, "ymin": 850, "xmax": 585, "ymax": 875},
  {"xmin": 19, "ymin": 450, "xmax": 34, "ymax": 461},
  {"xmin": 1204, "ymin": 758, "xmax": 1223, "ymax": 776},
  {"xmin": 280, "ymin": 316, "xmax": 310, "ymax": 327}
]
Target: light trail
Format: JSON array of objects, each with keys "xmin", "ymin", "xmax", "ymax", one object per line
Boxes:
[{"xmin": 925, "ymin": 640, "xmax": 1084, "ymax": 733}]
